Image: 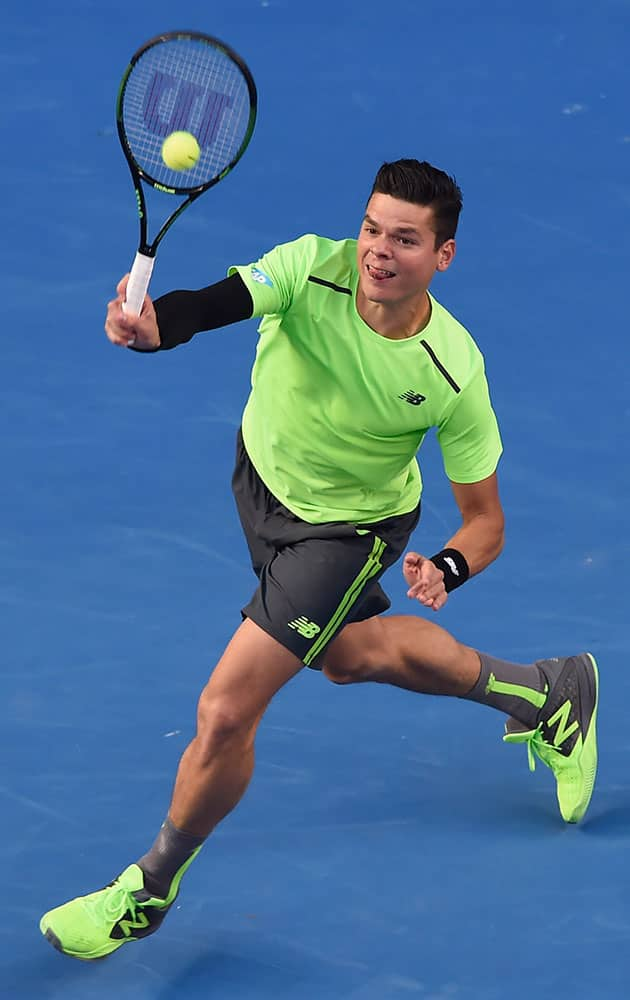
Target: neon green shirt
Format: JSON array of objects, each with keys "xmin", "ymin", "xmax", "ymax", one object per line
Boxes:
[{"xmin": 229, "ymin": 234, "xmax": 502, "ymax": 524}]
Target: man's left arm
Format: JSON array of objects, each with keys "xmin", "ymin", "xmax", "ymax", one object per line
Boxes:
[
  {"xmin": 403, "ymin": 472, "xmax": 504, "ymax": 611},
  {"xmin": 445, "ymin": 472, "xmax": 505, "ymax": 573},
  {"xmin": 404, "ymin": 361, "xmax": 504, "ymax": 612}
]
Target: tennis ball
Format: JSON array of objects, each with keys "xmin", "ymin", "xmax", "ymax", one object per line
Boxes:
[{"xmin": 161, "ymin": 131, "xmax": 201, "ymax": 171}]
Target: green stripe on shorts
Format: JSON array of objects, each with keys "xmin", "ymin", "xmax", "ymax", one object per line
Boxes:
[{"xmin": 304, "ymin": 535, "xmax": 386, "ymax": 666}]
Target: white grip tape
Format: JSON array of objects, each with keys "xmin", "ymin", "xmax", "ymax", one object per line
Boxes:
[{"xmin": 123, "ymin": 252, "xmax": 155, "ymax": 317}]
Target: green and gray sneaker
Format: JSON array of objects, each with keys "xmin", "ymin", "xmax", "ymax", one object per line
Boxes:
[
  {"xmin": 40, "ymin": 852, "xmax": 199, "ymax": 960},
  {"xmin": 503, "ymin": 652, "xmax": 599, "ymax": 824}
]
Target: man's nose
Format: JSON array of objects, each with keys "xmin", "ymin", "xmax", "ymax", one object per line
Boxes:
[{"xmin": 371, "ymin": 236, "xmax": 392, "ymax": 257}]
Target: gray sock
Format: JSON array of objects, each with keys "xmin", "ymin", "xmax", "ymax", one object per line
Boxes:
[
  {"xmin": 138, "ymin": 817, "xmax": 206, "ymax": 899},
  {"xmin": 462, "ymin": 652, "xmax": 548, "ymax": 729}
]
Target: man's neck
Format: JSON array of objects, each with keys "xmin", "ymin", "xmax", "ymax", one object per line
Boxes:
[{"xmin": 356, "ymin": 289, "xmax": 432, "ymax": 341}]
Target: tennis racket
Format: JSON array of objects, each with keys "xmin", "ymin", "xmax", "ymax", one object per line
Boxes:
[{"xmin": 116, "ymin": 30, "xmax": 257, "ymax": 316}]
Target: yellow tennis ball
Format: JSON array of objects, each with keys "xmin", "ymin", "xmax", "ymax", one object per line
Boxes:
[{"xmin": 161, "ymin": 131, "xmax": 201, "ymax": 171}]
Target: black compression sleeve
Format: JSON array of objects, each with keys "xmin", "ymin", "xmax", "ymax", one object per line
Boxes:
[{"xmin": 152, "ymin": 273, "xmax": 254, "ymax": 351}]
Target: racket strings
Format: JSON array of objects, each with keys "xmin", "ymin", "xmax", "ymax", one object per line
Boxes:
[{"xmin": 121, "ymin": 37, "xmax": 253, "ymax": 190}]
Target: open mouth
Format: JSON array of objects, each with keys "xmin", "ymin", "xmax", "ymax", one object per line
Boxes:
[{"xmin": 366, "ymin": 263, "xmax": 395, "ymax": 281}]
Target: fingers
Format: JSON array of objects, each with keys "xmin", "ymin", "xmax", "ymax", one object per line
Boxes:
[
  {"xmin": 408, "ymin": 581, "xmax": 447, "ymax": 611},
  {"xmin": 402, "ymin": 551, "xmax": 448, "ymax": 612},
  {"xmin": 414, "ymin": 587, "xmax": 448, "ymax": 612},
  {"xmin": 402, "ymin": 551, "xmax": 426, "ymax": 588},
  {"xmin": 105, "ymin": 274, "xmax": 160, "ymax": 349},
  {"xmin": 104, "ymin": 293, "xmax": 137, "ymax": 348}
]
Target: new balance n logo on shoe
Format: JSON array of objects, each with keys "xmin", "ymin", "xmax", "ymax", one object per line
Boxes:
[
  {"xmin": 288, "ymin": 616, "xmax": 321, "ymax": 638},
  {"xmin": 399, "ymin": 389, "xmax": 426, "ymax": 406},
  {"xmin": 544, "ymin": 699, "xmax": 579, "ymax": 747},
  {"xmin": 118, "ymin": 911, "xmax": 150, "ymax": 938}
]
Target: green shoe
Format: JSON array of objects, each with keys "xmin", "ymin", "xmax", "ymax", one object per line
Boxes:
[
  {"xmin": 503, "ymin": 652, "xmax": 599, "ymax": 824},
  {"xmin": 40, "ymin": 851, "xmax": 199, "ymax": 961}
]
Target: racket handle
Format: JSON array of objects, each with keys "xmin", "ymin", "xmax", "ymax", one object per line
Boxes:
[{"xmin": 123, "ymin": 251, "xmax": 155, "ymax": 317}]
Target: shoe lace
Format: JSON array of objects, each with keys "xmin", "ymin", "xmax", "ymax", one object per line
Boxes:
[
  {"xmin": 515, "ymin": 725, "xmax": 540, "ymax": 772},
  {"xmin": 85, "ymin": 880, "xmax": 142, "ymax": 925},
  {"xmin": 522, "ymin": 724, "xmax": 568, "ymax": 773}
]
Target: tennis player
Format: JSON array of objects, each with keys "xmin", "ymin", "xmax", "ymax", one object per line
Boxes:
[{"xmin": 40, "ymin": 159, "xmax": 598, "ymax": 960}]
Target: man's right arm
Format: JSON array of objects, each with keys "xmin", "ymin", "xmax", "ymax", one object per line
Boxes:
[{"xmin": 104, "ymin": 273, "xmax": 254, "ymax": 352}]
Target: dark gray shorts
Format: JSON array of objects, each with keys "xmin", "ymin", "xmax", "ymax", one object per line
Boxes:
[{"xmin": 231, "ymin": 430, "xmax": 420, "ymax": 668}]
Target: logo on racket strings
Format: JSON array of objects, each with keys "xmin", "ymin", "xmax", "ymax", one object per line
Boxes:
[{"xmin": 142, "ymin": 73, "xmax": 233, "ymax": 150}]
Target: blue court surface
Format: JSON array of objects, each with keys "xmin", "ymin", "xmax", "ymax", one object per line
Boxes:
[{"xmin": 2, "ymin": 1, "xmax": 629, "ymax": 997}]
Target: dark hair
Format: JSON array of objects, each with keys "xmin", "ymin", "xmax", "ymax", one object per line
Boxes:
[{"xmin": 369, "ymin": 159, "xmax": 463, "ymax": 248}]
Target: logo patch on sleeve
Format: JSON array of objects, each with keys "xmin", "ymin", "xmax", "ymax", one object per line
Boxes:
[{"xmin": 251, "ymin": 267, "xmax": 273, "ymax": 287}]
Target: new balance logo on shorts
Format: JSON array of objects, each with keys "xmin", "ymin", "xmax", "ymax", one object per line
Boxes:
[
  {"xmin": 288, "ymin": 616, "xmax": 321, "ymax": 638},
  {"xmin": 398, "ymin": 389, "xmax": 426, "ymax": 406}
]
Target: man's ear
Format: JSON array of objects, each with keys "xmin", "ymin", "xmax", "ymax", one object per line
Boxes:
[{"xmin": 437, "ymin": 239, "xmax": 456, "ymax": 271}]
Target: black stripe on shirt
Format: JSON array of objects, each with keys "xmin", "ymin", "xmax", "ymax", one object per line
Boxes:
[
  {"xmin": 420, "ymin": 339, "xmax": 461, "ymax": 393},
  {"xmin": 307, "ymin": 275, "xmax": 352, "ymax": 295}
]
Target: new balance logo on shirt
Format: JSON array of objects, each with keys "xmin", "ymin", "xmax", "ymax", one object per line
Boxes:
[
  {"xmin": 288, "ymin": 616, "xmax": 321, "ymax": 638},
  {"xmin": 398, "ymin": 389, "xmax": 426, "ymax": 406}
]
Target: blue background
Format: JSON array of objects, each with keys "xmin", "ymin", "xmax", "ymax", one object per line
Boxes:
[{"xmin": 1, "ymin": 1, "xmax": 629, "ymax": 997}]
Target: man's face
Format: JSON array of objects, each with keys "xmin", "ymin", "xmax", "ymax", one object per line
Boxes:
[{"xmin": 356, "ymin": 193, "xmax": 454, "ymax": 306}]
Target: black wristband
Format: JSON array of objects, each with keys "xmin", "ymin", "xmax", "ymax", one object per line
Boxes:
[{"xmin": 429, "ymin": 548, "xmax": 470, "ymax": 593}]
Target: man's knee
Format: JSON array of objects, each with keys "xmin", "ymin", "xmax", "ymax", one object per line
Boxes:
[
  {"xmin": 196, "ymin": 689, "xmax": 258, "ymax": 759},
  {"xmin": 322, "ymin": 618, "xmax": 388, "ymax": 685},
  {"xmin": 322, "ymin": 661, "xmax": 362, "ymax": 684}
]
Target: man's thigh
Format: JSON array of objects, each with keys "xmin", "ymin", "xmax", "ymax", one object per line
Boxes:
[{"xmin": 203, "ymin": 618, "xmax": 305, "ymax": 715}]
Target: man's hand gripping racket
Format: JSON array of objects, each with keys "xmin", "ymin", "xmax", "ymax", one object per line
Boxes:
[{"xmin": 105, "ymin": 275, "xmax": 160, "ymax": 349}]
